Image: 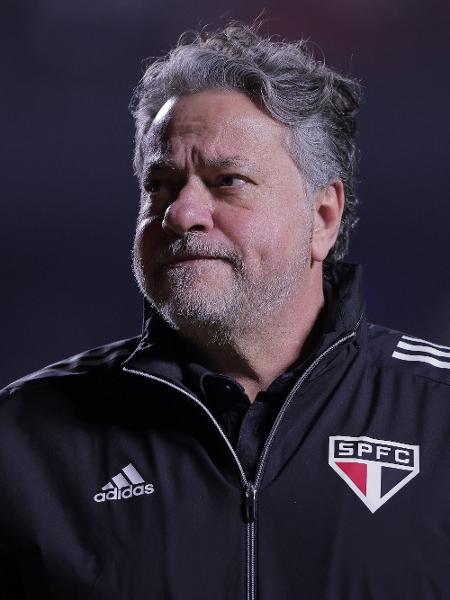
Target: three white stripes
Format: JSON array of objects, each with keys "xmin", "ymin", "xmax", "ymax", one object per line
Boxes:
[
  {"xmin": 102, "ymin": 463, "xmax": 145, "ymax": 490},
  {"xmin": 392, "ymin": 335, "xmax": 450, "ymax": 370}
]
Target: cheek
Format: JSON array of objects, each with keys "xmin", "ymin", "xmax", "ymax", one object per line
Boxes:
[
  {"xmin": 247, "ymin": 209, "xmax": 312, "ymax": 272},
  {"xmin": 134, "ymin": 218, "xmax": 163, "ymax": 270},
  {"xmin": 219, "ymin": 211, "xmax": 289, "ymax": 272}
]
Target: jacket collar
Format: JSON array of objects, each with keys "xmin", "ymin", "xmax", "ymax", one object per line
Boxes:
[
  {"xmin": 321, "ymin": 261, "xmax": 365, "ymax": 336},
  {"xmin": 122, "ymin": 261, "xmax": 366, "ymax": 383}
]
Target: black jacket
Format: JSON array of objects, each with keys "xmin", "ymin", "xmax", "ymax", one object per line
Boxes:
[{"xmin": 0, "ymin": 263, "xmax": 449, "ymax": 599}]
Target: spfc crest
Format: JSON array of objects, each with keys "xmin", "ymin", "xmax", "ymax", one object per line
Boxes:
[{"xmin": 329, "ymin": 435, "xmax": 420, "ymax": 513}]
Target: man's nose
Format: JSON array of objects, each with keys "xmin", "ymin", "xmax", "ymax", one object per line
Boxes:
[{"xmin": 161, "ymin": 179, "xmax": 214, "ymax": 236}]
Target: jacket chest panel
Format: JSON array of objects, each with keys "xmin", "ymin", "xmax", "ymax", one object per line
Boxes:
[{"xmin": 6, "ymin": 420, "xmax": 246, "ymax": 599}]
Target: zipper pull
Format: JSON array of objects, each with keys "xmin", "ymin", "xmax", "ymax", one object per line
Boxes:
[{"xmin": 243, "ymin": 482, "xmax": 257, "ymax": 523}]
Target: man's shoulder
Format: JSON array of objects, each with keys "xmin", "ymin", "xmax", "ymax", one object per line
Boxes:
[
  {"xmin": 0, "ymin": 336, "xmax": 140, "ymax": 399},
  {"xmin": 366, "ymin": 323, "xmax": 450, "ymax": 388}
]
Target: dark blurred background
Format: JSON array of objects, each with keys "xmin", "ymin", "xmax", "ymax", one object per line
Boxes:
[{"xmin": 1, "ymin": 0, "xmax": 449, "ymax": 387}]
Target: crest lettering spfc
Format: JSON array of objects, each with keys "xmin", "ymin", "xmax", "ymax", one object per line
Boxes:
[{"xmin": 329, "ymin": 435, "xmax": 420, "ymax": 513}]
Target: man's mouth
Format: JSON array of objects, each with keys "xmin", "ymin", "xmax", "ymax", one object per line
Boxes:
[{"xmin": 163, "ymin": 255, "xmax": 221, "ymax": 267}]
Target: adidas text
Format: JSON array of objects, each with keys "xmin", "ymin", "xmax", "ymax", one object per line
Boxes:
[{"xmin": 94, "ymin": 483, "xmax": 154, "ymax": 503}]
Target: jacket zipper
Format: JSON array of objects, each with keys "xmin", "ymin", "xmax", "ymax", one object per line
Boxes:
[
  {"xmin": 122, "ymin": 320, "xmax": 360, "ymax": 600},
  {"xmin": 244, "ymin": 482, "xmax": 257, "ymax": 600}
]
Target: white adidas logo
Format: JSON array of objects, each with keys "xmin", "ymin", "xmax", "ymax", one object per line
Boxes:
[
  {"xmin": 93, "ymin": 463, "xmax": 154, "ymax": 503},
  {"xmin": 392, "ymin": 335, "xmax": 450, "ymax": 370}
]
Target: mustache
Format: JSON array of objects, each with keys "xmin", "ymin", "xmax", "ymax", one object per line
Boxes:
[{"xmin": 152, "ymin": 235, "xmax": 244, "ymax": 271}]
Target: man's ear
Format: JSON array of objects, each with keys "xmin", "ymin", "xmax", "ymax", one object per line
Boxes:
[{"xmin": 311, "ymin": 180, "xmax": 345, "ymax": 262}]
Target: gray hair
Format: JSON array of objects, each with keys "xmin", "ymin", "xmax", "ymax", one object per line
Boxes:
[{"xmin": 130, "ymin": 22, "xmax": 362, "ymax": 261}]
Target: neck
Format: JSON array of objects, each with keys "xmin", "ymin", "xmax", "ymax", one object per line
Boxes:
[{"xmin": 181, "ymin": 263, "xmax": 325, "ymax": 402}]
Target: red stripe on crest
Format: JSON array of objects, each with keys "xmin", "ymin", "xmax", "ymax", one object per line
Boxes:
[{"xmin": 336, "ymin": 462, "xmax": 367, "ymax": 495}]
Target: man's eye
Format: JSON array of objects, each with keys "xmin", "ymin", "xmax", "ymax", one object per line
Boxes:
[
  {"xmin": 144, "ymin": 179, "xmax": 164, "ymax": 194},
  {"xmin": 219, "ymin": 175, "xmax": 246, "ymax": 187}
]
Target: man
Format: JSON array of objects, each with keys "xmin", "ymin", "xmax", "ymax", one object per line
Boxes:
[{"xmin": 0, "ymin": 23, "xmax": 448, "ymax": 600}]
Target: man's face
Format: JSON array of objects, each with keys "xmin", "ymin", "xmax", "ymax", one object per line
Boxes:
[{"xmin": 133, "ymin": 89, "xmax": 314, "ymax": 343}]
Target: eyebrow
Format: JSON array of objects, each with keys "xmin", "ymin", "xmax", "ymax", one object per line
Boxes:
[{"xmin": 143, "ymin": 155, "xmax": 252, "ymax": 178}]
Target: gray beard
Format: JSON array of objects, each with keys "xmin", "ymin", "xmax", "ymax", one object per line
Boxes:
[{"xmin": 133, "ymin": 232, "xmax": 311, "ymax": 347}]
